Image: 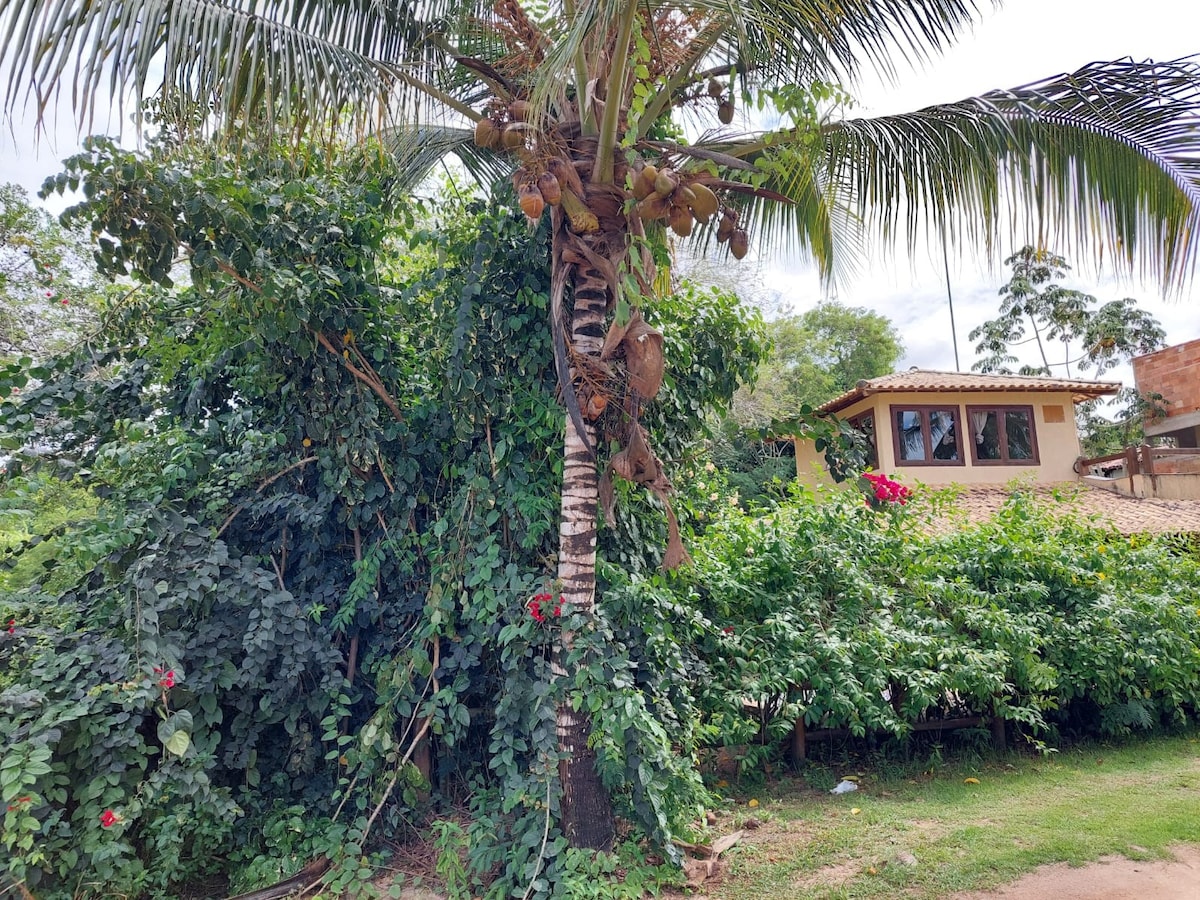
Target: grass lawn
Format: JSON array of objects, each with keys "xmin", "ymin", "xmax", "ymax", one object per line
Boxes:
[{"xmin": 700, "ymin": 730, "xmax": 1200, "ymax": 899}]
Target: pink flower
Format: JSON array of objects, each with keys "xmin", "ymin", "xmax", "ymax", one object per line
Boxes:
[
  {"xmin": 100, "ymin": 809, "xmax": 118, "ymax": 828},
  {"xmin": 863, "ymin": 473, "xmax": 910, "ymax": 507}
]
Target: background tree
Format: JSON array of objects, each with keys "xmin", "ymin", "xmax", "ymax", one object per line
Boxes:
[
  {"xmin": 0, "ymin": 183, "xmax": 103, "ymax": 358},
  {"xmin": 733, "ymin": 302, "xmax": 904, "ymax": 426},
  {"xmin": 720, "ymin": 302, "xmax": 901, "ymax": 503},
  {"xmin": 5, "ymin": 0, "xmax": 1200, "ymax": 850},
  {"xmin": 970, "ymin": 246, "xmax": 1166, "ymax": 377}
]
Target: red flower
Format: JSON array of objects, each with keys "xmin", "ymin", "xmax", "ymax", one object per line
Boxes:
[
  {"xmin": 527, "ymin": 598, "xmax": 546, "ymax": 623},
  {"xmin": 721, "ymin": 626, "xmax": 735, "ymax": 635},
  {"xmin": 157, "ymin": 670, "xmax": 176, "ymax": 689},
  {"xmin": 100, "ymin": 809, "xmax": 118, "ymax": 828},
  {"xmin": 6, "ymin": 619, "xmax": 13, "ymax": 634},
  {"xmin": 863, "ymin": 473, "xmax": 910, "ymax": 507}
]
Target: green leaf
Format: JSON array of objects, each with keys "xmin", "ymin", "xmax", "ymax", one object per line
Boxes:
[{"xmin": 164, "ymin": 729, "xmax": 191, "ymax": 757}]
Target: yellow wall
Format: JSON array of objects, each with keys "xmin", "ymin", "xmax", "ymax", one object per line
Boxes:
[{"xmin": 795, "ymin": 390, "xmax": 1084, "ymax": 487}]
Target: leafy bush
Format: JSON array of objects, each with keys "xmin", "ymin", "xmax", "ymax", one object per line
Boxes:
[
  {"xmin": 0, "ymin": 138, "xmax": 763, "ymax": 897},
  {"xmin": 666, "ymin": 480, "xmax": 1200, "ymax": 765}
]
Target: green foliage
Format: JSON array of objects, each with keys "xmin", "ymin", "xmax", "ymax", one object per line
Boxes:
[
  {"xmin": 734, "ymin": 303, "xmax": 904, "ymax": 426},
  {"xmin": 970, "ymin": 246, "xmax": 1165, "ymax": 377},
  {"xmin": 1076, "ymin": 387, "xmax": 1170, "ymax": 457},
  {"xmin": 0, "ymin": 139, "xmax": 766, "ymax": 897},
  {"xmin": 719, "ymin": 302, "xmax": 898, "ymax": 505},
  {"xmin": 663, "ymin": 478, "xmax": 1200, "ymax": 769},
  {"xmin": 0, "ymin": 182, "xmax": 106, "ymax": 359}
]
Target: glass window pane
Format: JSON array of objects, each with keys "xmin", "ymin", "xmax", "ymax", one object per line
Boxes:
[
  {"xmin": 930, "ymin": 410, "xmax": 959, "ymax": 460},
  {"xmin": 895, "ymin": 410, "xmax": 925, "ymax": 461},
  {"xmin": 1005, "ymin": 410, "xmax": 1033, "ymax": 459},
  {"xmin": 972, "ymin": 411, "xmax": 1001, "ymax": 459},
  {"xmin": 854, "ymin": 414, "xmax": 878, "ymax": 470}
]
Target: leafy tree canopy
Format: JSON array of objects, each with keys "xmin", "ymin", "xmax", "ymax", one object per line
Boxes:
[
  {"xmin": 970, "ymin": 246, "xmax": 1166, "ymax": 378},
  {"xmin": 732, "ymin": 302, "xmax": 904, "ymax": 427},
  {"xmin": 0, "ymin": 183, "xmax": 105, "ymax": 359}
]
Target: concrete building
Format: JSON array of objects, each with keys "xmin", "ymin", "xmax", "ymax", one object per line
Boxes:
[{"xmin": 794, "ymin": 369, "xmax": 1120, "ymax": 486}]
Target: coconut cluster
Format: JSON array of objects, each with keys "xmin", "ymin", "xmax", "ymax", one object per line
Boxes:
[
  {"xmin": 474, "ymin": 97, "xmax": 749, "ymax": 257},
  {"xmin": 631, "ymin": 164, "xmax": 748, "ymax": 258}
]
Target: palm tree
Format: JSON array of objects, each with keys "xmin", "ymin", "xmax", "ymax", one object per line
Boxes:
[{"xmin": 4, "ymin": 0, "xmax": 1199, "ymax": 850}]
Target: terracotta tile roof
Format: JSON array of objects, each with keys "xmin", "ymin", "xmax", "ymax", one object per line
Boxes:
[
  {"xmin": 818, "ymin": 369, "xmax": 1121, "ymax": 415},
  {"xmin": 924, "ymin": 484, "xmax": 1200, "ymax": 535}
]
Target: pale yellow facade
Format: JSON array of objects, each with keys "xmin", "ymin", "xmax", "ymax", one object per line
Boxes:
[{"xmin": 795, "ymin": 389, "xmax": 1086, "ymax": 487}]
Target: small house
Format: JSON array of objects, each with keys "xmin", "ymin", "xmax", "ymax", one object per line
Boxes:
[{"xmin": 795, "ymin": 369, "xmax": 1120, "ymax": 486}]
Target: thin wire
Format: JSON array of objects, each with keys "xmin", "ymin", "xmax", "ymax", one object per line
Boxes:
[{"xmin": 941, "ymin": 228, "xmax": 961, "ymax": 372}]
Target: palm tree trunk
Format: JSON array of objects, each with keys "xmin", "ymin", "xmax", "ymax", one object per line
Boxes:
[{"xmin": 554, "ymin": 258, "xmax": 616, "ymax": 851}]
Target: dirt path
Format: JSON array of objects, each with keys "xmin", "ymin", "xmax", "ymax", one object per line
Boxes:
[{"xmin": 952, "ymin": 843, "xmax": 1200, "ymax": 899}]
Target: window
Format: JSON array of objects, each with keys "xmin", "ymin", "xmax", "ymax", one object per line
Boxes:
[
  {"xmin": 847, "ymin": 411, "xmax": 878, "ymax": 470},
  {"xmin": 966, "ymin": 405, "xmax": 1039, "ymax": 465},
  {"xmin": 891, "ymin": 406, "xmax": 963, "ymax": 466}
]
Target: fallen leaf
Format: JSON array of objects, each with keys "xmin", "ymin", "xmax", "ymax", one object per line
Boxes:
[
  {"xmin": 851, "ymin": 807, "xmax": 861, "ymax": 815},
  {"xmin": 963, "ymin": 777, "xmax": 980, "ymax": 784},
  {"xmin": 748, "ymin": 798, "xmax": 759, "ymax": 808}
]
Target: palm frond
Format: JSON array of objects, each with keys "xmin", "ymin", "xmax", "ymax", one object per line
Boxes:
[
  {"xmin": 380, "ymin": 122, "xmax": 514, "ymax": 192},
  {"xmin": 0, "ymin": 0, "xmax": 484, "ymax": 135},
  {"xmin": 821, "ymin": 57, "xmax": 1200, "ymax": 291},
  {"xmin": 682, "ymin": 128, "xmax": 864, "ymax": 285},
  {"xmin": 685, "ymin": 0, "xmax": 984, "ymax": 90}
]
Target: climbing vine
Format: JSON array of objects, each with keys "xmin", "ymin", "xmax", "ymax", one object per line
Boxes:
[{"xmin": 0, "ymin": 137, "xmax": 765, "ymax": 897}]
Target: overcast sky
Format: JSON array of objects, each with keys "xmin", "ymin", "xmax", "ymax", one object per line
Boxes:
[{"xmin": 1, "ymin": 0, "xmax": 1197, "ymax": 390}]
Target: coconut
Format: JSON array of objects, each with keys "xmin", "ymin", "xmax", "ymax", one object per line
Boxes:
[
  {"xmin": 633, "ymin": 164, "xmax": 658, "ymax": 200},
  {"xmin": 474, "ymin": 117, "xmax": 501, "ymax": 149},
  {"xmin": 547, "ymin": 157, "xmax": 583, "ymax": 196},
  {"xmin": 653, "ymin": 167, "xmax": 679, "ymax": 198},
  {"xmin": 718, "ymin": 100, "xmax": 734, "ymax": 125},
  {"xmin": 501, "ymin": 124, "xmax": 525, "ymax": 150},
  {"xmin": 508, "ymin": 99, "xmax": 532, "ymax": 121},
  {"xmin": 716, "ymin": 214, "xmax": 735, "ymax": 242},
  {"xmin": 730, "ymin": 228, "xmax": 749, "ymax": 259},
  {"xmin": 519, "ymin": 184, "xmax": 545, "ymax": 219},
  {"xmin": 636, "ymin": 194, "xmax": 671, "ymax": 221},
  {"xmin": 668, "ymin": 204, "xmax": 694, "ymax": 237},
  {"xmin": 687, "ymin": 183, "xmax": 719, "ymax": 222},
  {"xmin": 537, "ymin": 172, "xmax": 562, "ymax": 206},
  {"xmin": 707, "ymin": 78, "xmax": 723, "ymax": 98}
]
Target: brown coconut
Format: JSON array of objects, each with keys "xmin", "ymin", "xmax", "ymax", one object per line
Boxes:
[
  {"xmin": 474, "ymin": 117, "xmax": 501, "ymax": 149},
  {"xmin": 537, "ymin": 172, "xmax": 562, "ymax": 206},
  {"xmin": 519, "ymin": 184, "xmax": 545, "ymax": 219},
  {"xmin": 730, "ymin": 228, "xmax": 749, "ymax": 259}
]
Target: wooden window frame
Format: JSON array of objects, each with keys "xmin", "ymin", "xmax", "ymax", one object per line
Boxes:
[
  {"xmin": 889, "ymin": 404, "xmax": 965, "ymax": 467},
  {"xmin": 847, "ymin": 410, "xmax": 878, "ymax": 471},
  {"xmin": 965, "ymin": 404, "xmax": 1040, "ymax": 466}
]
